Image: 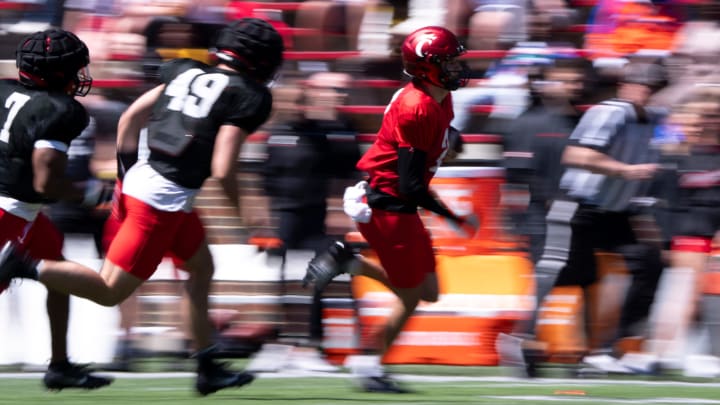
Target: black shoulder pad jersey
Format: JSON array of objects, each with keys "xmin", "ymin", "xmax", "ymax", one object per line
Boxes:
[
  {"xmin": 0, "ymin": 79, "xmax": 89, "ymax": 203},
  {"xmin": 147, "ymin": 58, "xmax": 273, "ymax": 189}
]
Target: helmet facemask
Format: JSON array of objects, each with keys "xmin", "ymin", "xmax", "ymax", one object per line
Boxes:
[
  {"xmin": 437, "ymin": 55, "xmax": 470, "ymax": 91},
  {"xmin": 72, "ymin": 65, "xmax": 93, "ymax": 96}
]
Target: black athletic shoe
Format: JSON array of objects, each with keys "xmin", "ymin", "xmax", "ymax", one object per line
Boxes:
[
  {"xmin": 43, "ymin": 361, "xmax": 114, "ymax": 391},
  {"xmin": 196, "ymin": 360, "xmax": 255, "ymax": 396},
  {"xmin": 359, "ymin": 374, "xmax": 412, "ymax": 393},
  {"xmin": 303, "ymin": 241, "xmax": 355, "ymax": 291},
  {"xmin": 0, "ymin": 241, "xmax": 38, "ymax": 285}
]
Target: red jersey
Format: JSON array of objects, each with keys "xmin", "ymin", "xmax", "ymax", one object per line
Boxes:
[{"xmin": 356, "ymin": 81, "xmax": 454, "ymax": 198}]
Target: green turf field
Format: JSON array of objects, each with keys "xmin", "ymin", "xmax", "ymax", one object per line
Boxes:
[{"xmin": 3, "ymin": 368, "xmax": 720, "ymax": 405}]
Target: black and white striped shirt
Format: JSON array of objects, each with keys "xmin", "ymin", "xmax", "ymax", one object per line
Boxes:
[{"xmin": 559, "ymin": 99, "xmax": 664, "ymax": 212}]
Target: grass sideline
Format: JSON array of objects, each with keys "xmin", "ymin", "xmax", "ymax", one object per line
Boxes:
[{"xmin": 3, "ymin": 367, "xmax": 720, "ymax": 405}]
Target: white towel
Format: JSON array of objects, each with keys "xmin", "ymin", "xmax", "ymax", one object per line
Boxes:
[{"xmin": 343, "ymin": 181, "xmax": 372, "ymax": 223}]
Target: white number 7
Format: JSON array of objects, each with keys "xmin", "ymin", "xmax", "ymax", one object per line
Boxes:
[{"xmin": 0, "ymin": 92, "xmax": 31, "ymax": 143}]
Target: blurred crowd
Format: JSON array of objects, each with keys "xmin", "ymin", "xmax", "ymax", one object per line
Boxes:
[{"xmin": 0, "ymin": 0, "xmax": 719, "ymax": 380}]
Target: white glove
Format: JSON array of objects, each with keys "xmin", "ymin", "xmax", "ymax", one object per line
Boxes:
[
  {"xmin": 448, "ymin": 213, "xmax": 480, "ymax": 239},
  {"xmin": 343, "ymin": 181, "xmax": 372, "ymax": 223}
]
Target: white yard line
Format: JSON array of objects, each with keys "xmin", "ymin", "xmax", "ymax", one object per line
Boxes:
[
  {"xmin": 486, "ymin": 396, "xmax": 720, "ymax": 404},
  {"xmin": 1, "ymin": 371, "xmax": 720, "ymax": 388}
]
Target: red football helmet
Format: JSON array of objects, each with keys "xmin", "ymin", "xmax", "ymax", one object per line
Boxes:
[{"xmin": 401, "ymin": 26, "xmax": 469, "ymax": 90}]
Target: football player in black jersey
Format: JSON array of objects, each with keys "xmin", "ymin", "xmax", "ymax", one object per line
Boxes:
[
  {"xmin": 0, "ymin": 28, "xmax": 113, "ymax": 390},
  {"xmin": 0, "ymin": 18, "xmax": 285, "ymax": 396}
]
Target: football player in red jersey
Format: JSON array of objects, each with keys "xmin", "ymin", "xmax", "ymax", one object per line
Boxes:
[
  {"xmin": 0, "ymin": 18, "xmax": 284, "ymax": 396},
  {"xmin": 302, "ymin": 26, "xmax": 477, "ymax": 393},
  {"xmin": 0, "ymin": 28, "xmax": 113, "ymax": 390}
]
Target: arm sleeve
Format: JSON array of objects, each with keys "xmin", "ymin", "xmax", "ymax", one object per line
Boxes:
[
  {"xmin": 568, "ymin": 104, "xmax": 626, "ymax": 152},
  {"xmin": 398, "ymin": 146, "xmax": 461, "ymax": 222}
]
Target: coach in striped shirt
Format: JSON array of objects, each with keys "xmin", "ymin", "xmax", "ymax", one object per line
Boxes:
[{"xmin": 539, "ymin": 61, "xmax": 668, "ymax": 367}]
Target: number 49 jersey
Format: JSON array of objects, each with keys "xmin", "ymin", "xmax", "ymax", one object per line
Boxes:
[
  {"xmin": 147, "ymin": 58, "xmax": 273, "ymax": 189},
  {"xmin": 0, "ymin": 79, "xmax": 88, "ymax": 203}
]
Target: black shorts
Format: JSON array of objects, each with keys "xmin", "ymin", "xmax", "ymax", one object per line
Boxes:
[{"xmin": 555, "ymin": 205, "xmax": 637, "ymax": 287}]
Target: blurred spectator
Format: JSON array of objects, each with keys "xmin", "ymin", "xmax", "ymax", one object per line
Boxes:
[
  {"xmin": 500, "ymin": 55, "xmax": 590, "ymax": 265},
  {"xmin": 495, "ymin": 53, "xmax": 590, "ymax": 376},
  {"xmin": 264, "ymin": 73, "xmax": 360, "ymax": 253},
  {"xmin": 629, "ymin": 88, "xmax": 720, "ymax": 376},
  {"xmin": 1, "ymin": 0, "xmax": 64, "ymax": 33},
  {"xmin": 651, "ymin": 9, "xmax": 720, "ymax": 109},
  {"xmin": 465, "ymin": 0, "xmax": 528, "ymax": 50},
  {"xmin": 262, "ymin": 72, "xmax": 360, "ymax": 371},
  {"xmin": 584, "ymin": 0, "xmax": 681, "ymax": 58},
  {"xmin": 226, "ymin": 3, "xmax": 294, "ymax": 50},
  {"xmin": 504, "ymin": 61, "xmax": 669, "ymax": 376},
  {"xmin": 451, "ymin": 42, "xmax": 567, "ymax": 134},
  {"xmin": 389, "ymin": 0, "xmax": 448, "ymax": 37},
  {"xmin": 65, "ymin": 0, "xmax": 193, "ymax": 62}
]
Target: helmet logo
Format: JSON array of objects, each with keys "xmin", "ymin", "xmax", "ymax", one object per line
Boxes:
[{"xmin": 414, "ymin": 33, "xmax": 437, "ymax": 57}]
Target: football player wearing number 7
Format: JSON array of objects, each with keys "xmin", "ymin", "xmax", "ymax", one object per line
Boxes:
[
  {"xmin": 0, "ymin": 28, "xmax": 113, "ymax": 390},
  {"xmin": 0, "ymin": 18, "xmax": 284, "ymax": 396},
  {"xmin": 302, "ymin": 26, "xmax": 478, "ymax": 393}
]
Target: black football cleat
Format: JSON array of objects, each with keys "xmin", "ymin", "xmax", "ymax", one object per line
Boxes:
[
  {"xmin": 196, "ymin": 360, "xmax": 255, "ymax": 396},
  {"xmin": 0, "ymin": 241, "xmax": 38, "ymax": 285},
  {"xmin": 302, "ymin": 241, "xmax": 355, "ymax": 291},
  {"xmin": 43, "ymin": 361, "xmax": 114, "ymax": 391},
  {"xmin": 359, "ymin": 374, "xmax": 412, "ymax": 393}
]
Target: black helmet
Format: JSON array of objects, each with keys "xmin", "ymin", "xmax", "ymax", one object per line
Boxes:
[
  {"xmin": 212, "ymin": 18, "xmax": 284, "ymax": 84},
  {"xmin": 16, "ymin": 29, "xmax": 92, "ymax": 96}
]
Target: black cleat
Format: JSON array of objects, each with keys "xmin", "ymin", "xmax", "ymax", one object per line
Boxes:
[
  {"xmin": 43, "ymin": 361, "xmax": 114, "ymax": 391},
  {"xmin": 196, "ymin": 361, "xmax": 255, "ymax": 396},
  {"xmin": 0, "ymin": 241, "xmax": 38, "ymax": 285},
  {"xmin": 303, "ymin": 241, "xmax": 355, "ymax": 291},
  {"xmin": 359, "ymin": 375, "xmax": 412, "ymax": 393}
]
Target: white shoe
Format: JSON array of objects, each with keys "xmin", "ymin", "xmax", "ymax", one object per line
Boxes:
[
  {"xmin": 287, "ymin": 348, "xmax": 340, "ymax": 372},
  {"xmin": 618, "ymin": 352, "xmax": 661, "ymax": 375},
  {"xmin": 245, "ymin": 343, "xmax": 293, "ymax": 373},
  {"xmin": 582, "ymin": 354, "xmax": 634, "ymax": 374},
  {"xmin": 683, "ymin": 354, "xmax": 720, "ymax": 378}
]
